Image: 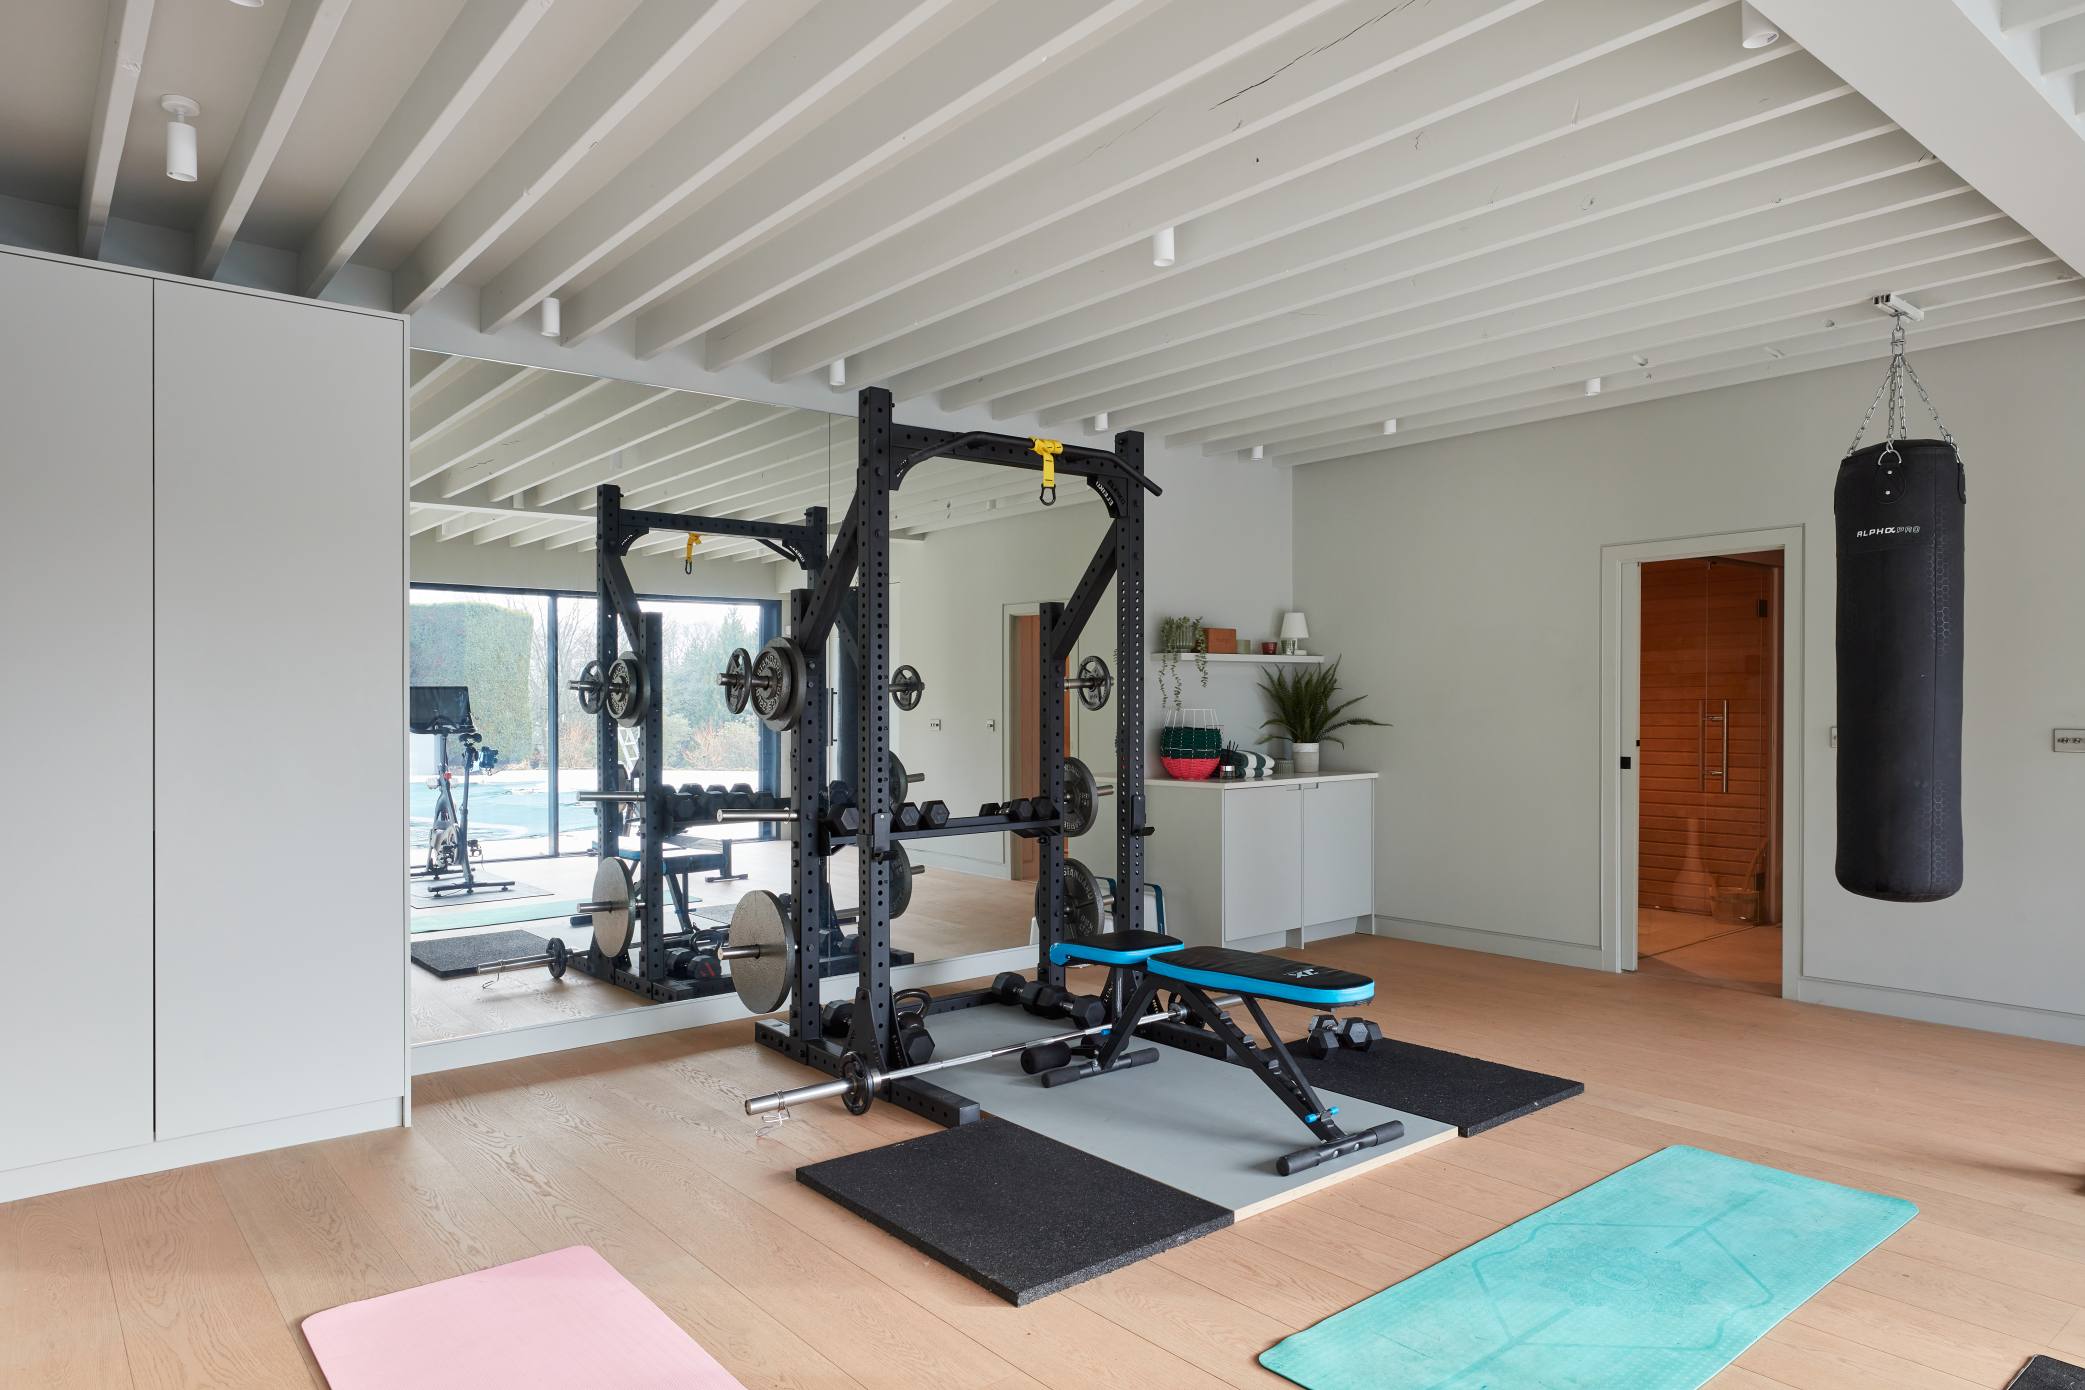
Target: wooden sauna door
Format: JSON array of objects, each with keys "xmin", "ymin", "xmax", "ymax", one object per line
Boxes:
[{"xmin": 1638, "ymin": 555, "xmax": 1782, "ymax": 922}]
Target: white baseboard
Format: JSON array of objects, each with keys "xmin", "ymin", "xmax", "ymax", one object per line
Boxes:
[
  {"xmin": 412, "ymin": 945, "xmax": 1037, "ymax": 1076},
  {"xmin": 1368, "ymin": 915, "xmax": 1609, "ymax": 971},
  {"xmin": 0, "ymin": 1096, "xmax": 403, "ymax": 1204},
  {"xmin": 1796, "ymin": 975, "xmax": 2085, "ymax": 1046}
]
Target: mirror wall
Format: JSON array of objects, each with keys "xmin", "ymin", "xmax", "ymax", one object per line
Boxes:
[{"xmin": 406, "ymin": 352, "xmax": 1120, "ymax": 1049}]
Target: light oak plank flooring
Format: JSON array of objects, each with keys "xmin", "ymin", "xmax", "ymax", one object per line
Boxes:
[{"xmin": 8, "ymin": 934, "xmax": 2083, "ymax": 1389}]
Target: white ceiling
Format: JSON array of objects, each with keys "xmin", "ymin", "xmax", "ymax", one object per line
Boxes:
[{"xmin": 10, "ymin": 0, "xmax": 2085, "ymax": 504}]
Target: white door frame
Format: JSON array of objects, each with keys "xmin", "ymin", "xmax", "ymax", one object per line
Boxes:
[{"xmin": 1599, "ymin": 526, "xmax": 1806, "ymax": 995}]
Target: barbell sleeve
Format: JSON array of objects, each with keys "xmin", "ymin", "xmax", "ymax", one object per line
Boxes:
[
  {"xmin": 743, "ymin": 1002, "xmax": 1189, "ymax": 1116},
  {"xmin": 577, "ymin": 791, "xmax": 647, "ymax": 804}
]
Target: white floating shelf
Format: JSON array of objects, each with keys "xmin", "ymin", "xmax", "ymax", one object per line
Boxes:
[{"xmin": 1153, "ymin": 651, "xmax": 1325, "ymax": 664}]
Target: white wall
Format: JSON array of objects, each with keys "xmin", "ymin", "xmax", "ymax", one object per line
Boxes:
[{"xmin": 1293, "ymin": 317, "xmax": 2085, "ymax": 1044}]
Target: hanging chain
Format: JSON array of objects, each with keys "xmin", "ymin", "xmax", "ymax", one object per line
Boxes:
[{"xmin": 1845, "ymin": 309, "xmax": 1962, "ymax": 463}]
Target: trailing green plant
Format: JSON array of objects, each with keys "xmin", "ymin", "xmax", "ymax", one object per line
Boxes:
[
  {"xmin": 1154, "ymin": 616, "xmax": 1207, "ymax": 722},
  {"xmin": 1257, "ymin": 658, "xmax": 1388, "ymax": 747}
]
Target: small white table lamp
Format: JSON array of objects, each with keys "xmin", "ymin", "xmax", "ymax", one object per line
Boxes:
[{"xmin": 1279, "ymin": 611, "xmax": 1308, "ymax": 655}]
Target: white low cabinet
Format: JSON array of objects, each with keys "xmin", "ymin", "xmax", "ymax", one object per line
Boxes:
[{"xmin": 1147, "ymin": 772, "xmax": 1377, "ymax": 949}]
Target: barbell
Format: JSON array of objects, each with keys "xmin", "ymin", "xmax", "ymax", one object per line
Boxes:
[
  {"xmin": 568, "ymin": 655, "xmax": 646, "ymax": 728},
  {"xmin": 719, "ymin": 641, "xmax": 930, "ymax": 732},
  {"xmin": 743, "ymin": 999, "xmax": 1195, "ymax": 1117}
]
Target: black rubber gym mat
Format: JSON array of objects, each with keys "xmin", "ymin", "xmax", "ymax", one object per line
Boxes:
[
  {"xmin": 797, "ymin": 1115, "xmax": 1231, "ymax": 1304},
  {"xmin": 2010, "ymin": 1356, "xmax": 2085, "ymax": 1389},
  {"xmin": 410, "ymin": 929, "xmax": 553, "ymax": 979},
  {"xmin": 1282, "ymin": 1035, "xmax": 1583, "ymax": 1137}
]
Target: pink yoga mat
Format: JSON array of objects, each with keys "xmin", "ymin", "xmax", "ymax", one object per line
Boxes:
[{"xmin": 303, "ymin": 1245, "xmax": 746, "ymax": 1389}]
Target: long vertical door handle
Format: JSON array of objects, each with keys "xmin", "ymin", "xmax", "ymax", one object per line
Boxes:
[{"xmin": 1719, "ymin": 698, "xmax": 1730, "ymax": 794}]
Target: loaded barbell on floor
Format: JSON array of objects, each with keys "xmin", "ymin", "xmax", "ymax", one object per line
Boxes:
[
  {"xmin": 743, "ymin": 998, "xmax": 1199, "ymax": 1118},
  {"xmin": 720, "ymin": 845, "xmax": 923, "ymax": 1012},
  {"xmin": 461, "ymin": 936, "xmax": 570, "ymax": 981}
]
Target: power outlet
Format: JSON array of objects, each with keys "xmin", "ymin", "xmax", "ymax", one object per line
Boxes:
[{"xmin": 2055, "ymin": 729, "xmax": 2085, "ymax": 753}]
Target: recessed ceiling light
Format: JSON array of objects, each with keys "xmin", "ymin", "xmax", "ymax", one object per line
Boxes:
[
  {"xmin": 161, "ymin": 96, "xmax": 199, "ymax": 182},
  {"xmin": 1739, "ymin": 2, "xmax": 1780, "ymax": 48}
]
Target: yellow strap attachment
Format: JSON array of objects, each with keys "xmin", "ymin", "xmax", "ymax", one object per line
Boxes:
[
  {"xmin": 683, "ymin": 532, "xmax": 700, "ymax": 574},
  {"xmin": 1031, "ymin": 437, "xmax": 1064, "ymax": 505}
]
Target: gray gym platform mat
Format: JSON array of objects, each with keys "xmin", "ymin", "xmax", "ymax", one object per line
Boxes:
[
  {"xmin": 2011, "ymin": 1357, "xmax": 2085, "ymax": 1389},
  {"xmin": 409, "ymin": 879, "xmax": 549, "ymax": 909},
  {"xmin": 918, "ymin": 1005, "xmax": 1452, "ymax": 1215},
  {"xmin": 1279, "ymin": 1034, "xmax": 1583, "ymax": 1136},
  {"xmin": 797, "ymin": 1115, "xmax": 1231, "ymax": 1305},
  {"xmin": 410, "ymin": 929, "xmax": 551, "ymax": 979}
]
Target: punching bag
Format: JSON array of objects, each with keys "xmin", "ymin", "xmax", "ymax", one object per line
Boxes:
[{"xmin": 1835, "ymin": 425, "xmax": 1965, "ymax": 902}]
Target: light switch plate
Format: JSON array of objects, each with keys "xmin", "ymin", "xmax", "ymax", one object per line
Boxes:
[{"xmin": 2055, "ymin": 729, "xmax": 2085, "ymax": 752}]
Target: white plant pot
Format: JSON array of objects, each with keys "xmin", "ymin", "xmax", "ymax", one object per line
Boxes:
[{"xmin": 1290, "ymin": 742, "xmax": 1321, "ymax": 775}]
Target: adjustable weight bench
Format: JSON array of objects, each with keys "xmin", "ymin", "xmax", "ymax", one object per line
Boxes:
[{"xmin": 1046, "ymin": 933, "xmax": 1405, "ymax": 1176}]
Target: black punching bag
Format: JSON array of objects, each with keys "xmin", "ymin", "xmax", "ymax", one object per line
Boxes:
[{"xmin": 1834, "ymin": 438, "xmax": 1965, "ymax": 901}]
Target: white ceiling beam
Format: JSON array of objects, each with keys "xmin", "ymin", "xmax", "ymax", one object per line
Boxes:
[
  {"xmin": 412, "ymin": 373, "xmax": 610, "ymax": 485},
  {"xmin": 478, "ymin": 0, "xmax": 953, "ymax": 335},
  {"xmin": 467, "ymin": 516, "xmax": 548, "ymax": 546},
  {"xmin": 1750, "ymin": 0, "xmax": 2085, "ymax": 282},
  {"xmin": 410, "ymin": 350, "xmax": 471, "ymax": 397},
  {"xmin": 2002, "ymin": 0, "xmax": 2085, "ymax": 30},
  {"xmin": 531, "ymin": 404, "xmax": 809, "ymax": 508},
  {"xmin": 556, "ymin": 0, "xmax": 1148, "ymax": 347},
  {"xmin": 298, "ymin": 0, "xmax": 552, "ymax": 297},
  {"xmin": 2039, "ymin": 15, "xmax": 2085, "ymax": 74},
  {"xmin": 522, "ymin": 401, "xmax": 789, "ymax": 509},
  {"xmin": 916, "ymin": 47, "xmax": 1861, "ymax": 411},
  {"xmin": 407, "ymin": 509, "xmax": 448, "ymax": 537},
  {"xmin": 437, "ymin": 514, "xmax": 503, "ymax": 542},
  {"xmin": 624, "ymin": 0, "xmax": 1362, "ymax": 360},
  {"xmin": 485, "ymin": 391, "xmax": 740, "ymax": 502},
  {"xmin": 195, "ymin": 0, "xmax": 353, "ymax": 278},
  {"xmin": 620, "ymin": 420, "xmax": 847, "ymax": 508},
  {"xmin": 435, "ymin": 383, "xmax": 673, "ymax": 498},
  {"xmin": 643, "ymin": 473, "xmax": 1071, "ymax": 560},
  {"xmin": 635, "ymin": 443, "xmax": 862, "ymax": 521},
  {"xmin": 509, "ymin": 518, "xmax": 590, "ymax": 547},
  {"xmin": 769, "ymin": 0, "xmax": 1740, "ymax": 384},
  {"xmin": 410, "ymin": 362, "xmax": 539, "ymax": 449},
  {"xmin": 391, "ymin": 0, "xmax": 760, "ymax": 315},
  {"xmin": 1282, "ymin": 292, "xmax": 2085, "ymax": 466},
  {"xmin": 79, "ymin": 0, "xmax": 155, "ymax": 259},
  {"xmin": 1244, "ymin": 268, "xmax": 2080, "ymax": 457},
  {"xmin": 1124, "ymin": 176, "xmax": 1996, "ymax": 438},
  {"xmin": 1178, "ymin": 236, "xmax": 2050, "ymax": 450},
  {"xmin": 1024, "ymin": 134, "xmax": 1947, "ymax": 426}
]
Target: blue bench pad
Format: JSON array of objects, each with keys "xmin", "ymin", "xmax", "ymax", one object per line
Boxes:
[
  {"xmin": 1148, "ymin": 946, "xmax": 1374, "ymax": 1007},
  {"xmin": 1050, "ymin": 930, "xmax": 1184, "ymax": 967}
]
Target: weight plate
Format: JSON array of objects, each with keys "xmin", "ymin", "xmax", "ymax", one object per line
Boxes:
[
  {"xmin": 1075, "ymin": 654, "xmax": 1112, "ymax": 712},
  {"xmin": 889, "ymin": 750, "xmax": 910, "ymax": 799},
  {"xmin": 839, "ymin": 1051, "xmax": 876, "ymax": 1116},
  {"xmin": 546, "ymin": 937, "xmax": 568, "ymax": 979},
  {"xmin": 1036, "ymin": 856, "xmax": 1105, "ymax": 940},
  {"xmin": 751, "ymin": 637, "xmax": 806, "ymax": 732},
  {"xmin": 889, "ymin": 841, "xmax": 914, "ymax": 920},
  {"xmin": 573, "ymin": 659, "xmax": 606, "ymax": 715},
  {"xmin": 589, "ymin": 856, "xmax": 634, "ymax": 958},
  {"xmin": 889, "ymin": 663, "xmax": 925, "ymax": 711},
  {"xmin": 720, "ymin": 647, "xmax": 753, "ymax": 715},
  {"xmin": 605, "ymin": 654, "xmax": 646, "ymax": 728},
  {"xmin": 727, "ymin": 890, "xmax": 795, "ymax": 1015},
  {"xmin": 1063, "ymin": 756, "xmax": 1099, "ymax": 838}
]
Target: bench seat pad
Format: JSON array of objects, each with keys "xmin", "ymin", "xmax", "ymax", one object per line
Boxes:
[
  {"xmin": 1049, "ymin": 930, "xmax": 1184, "ymax": 967},
  {"xmin": 615, "ymin": 843, "xmax": 724, "ymax": 866},
  {"xmin": 1147, "ymin": 946, "xmax": 1374, "ymax": 1007}
]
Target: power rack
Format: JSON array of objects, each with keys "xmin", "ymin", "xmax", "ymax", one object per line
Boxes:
[{"xmin": 750, "ymin": 387, "xmax": 1161, "ymax": 1125}]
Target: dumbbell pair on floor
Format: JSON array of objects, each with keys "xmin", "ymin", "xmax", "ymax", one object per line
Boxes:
[
  {"xmin": 1301, "ymin": 1013, "xmax": 1384, "ymax": 1059},
  {"xmin": 989, "ymin": 971, "xmax": 1107, "ymax": 1028}
]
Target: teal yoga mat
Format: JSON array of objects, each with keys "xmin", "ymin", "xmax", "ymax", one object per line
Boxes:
[
  {"xmin": 409, "ymin": 900, "xmax": 580, "ymax": 935},
  {"xmin": 1260, "ymin": 1146, "xmax": 1915, "ymax": 1390}
]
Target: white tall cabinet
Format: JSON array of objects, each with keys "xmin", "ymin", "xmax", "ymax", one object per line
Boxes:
[
  {"xmin": 0, "ymin": 249, "xmax": 407, "ymax": 1200},
  {"xmin": 1147, "ymin": 772, "xmax": 1378, "ymax": 949}
]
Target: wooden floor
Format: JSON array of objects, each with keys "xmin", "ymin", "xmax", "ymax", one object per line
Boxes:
[
  {"xmin": 9, "ymin": 933, "xmax": 2085, "ymax": 1389},
  {"xmin": 1638, "ymin": 907, "xmax": 1784, "ymax": 996},
  {"xmin": 411, "ymin": 842, "xmax": 1035, "ymax": 1043}
]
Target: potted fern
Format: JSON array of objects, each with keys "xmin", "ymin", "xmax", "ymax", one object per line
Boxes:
[{"xmin": 1258, "ymin": 659, "xmax": 1387, "ymax": 775}]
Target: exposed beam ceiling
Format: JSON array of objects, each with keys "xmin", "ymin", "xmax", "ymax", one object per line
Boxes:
[{"xmin": 78, "ymin": 0, "xmax": 155, "ymax": 259}]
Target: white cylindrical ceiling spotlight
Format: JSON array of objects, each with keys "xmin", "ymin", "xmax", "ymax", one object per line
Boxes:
[
  {"xmin": 162, "ymin": 96, "xmax": 199, "ymax": 182},
  {"xmin": 1092, "ymin": 411, "xmax": 1109, "ymax": 432},
  {"xmin": 828, "ymin": 358, "xmax": 848, "ymax": 389},
  {"xmin": 1739, "ymin": 2, "xmax": 1780, "ymax": 48},
  {"xmin": 1250, "ymin": 444, "xmax": 1265, "ymax": 461},
  {"xmin": 228, "ymin": 0, "xmax": 266, "ymax": 8},
  {"xmin": 1381, "ymin": 419, "xmax": 1398, "ymax": 436},
  {"xmin": 1151, "ymin": 226, "xmax": 1177, "ymax": 268},
  {"xmin": 1583, "ymin": 376, "xmax": 1603, "ymax": 397},
  {"xmin": 538, "ymin": 296, "xmax": 561, "ymax": 338}
]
